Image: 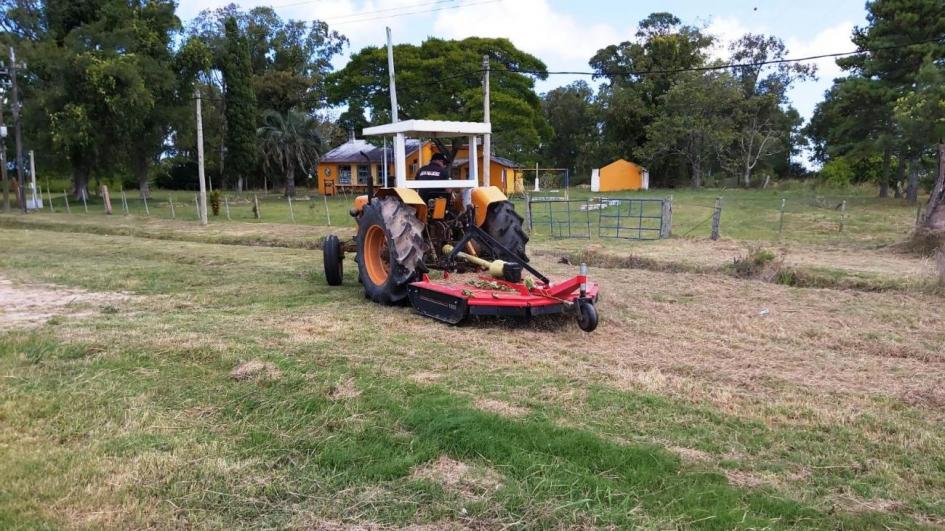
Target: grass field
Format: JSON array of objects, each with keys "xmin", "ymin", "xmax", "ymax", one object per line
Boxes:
[{"xmin": 1, "ymin": 187, "xmax": 944, "ymax": 529}]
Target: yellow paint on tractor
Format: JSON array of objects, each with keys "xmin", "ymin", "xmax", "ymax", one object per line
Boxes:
[{"xmin": 471, "ymin": 186, "xmax": 508, "ymax": 226}]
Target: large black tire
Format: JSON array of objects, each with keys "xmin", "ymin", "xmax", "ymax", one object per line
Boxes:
[
  {"xmin": 323, "ymin": 235, "xmax": 343, "ymax": 286},
  {"xmin": 481, "ymin": 200, "xmax": 529, "ymax": 262},
  {"xmin": 356, "ymin": 197, "xmax": 428, "ymax": 305}
]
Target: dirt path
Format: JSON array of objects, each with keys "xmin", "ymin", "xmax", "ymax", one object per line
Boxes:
[{"xmin": 0, "ymin": 276, "xmax": 129, "ymax": 330}]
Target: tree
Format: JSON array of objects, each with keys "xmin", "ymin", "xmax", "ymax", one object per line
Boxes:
[
  {"xmin": 327, "ymin": 37, "xmax": 549, "ymax": 163},
  {"xmin": 725, "ymin": 34, "xmax": 814, "ymax": 187},
  {"xmin": 895, "ymin": 59, "xmax": 945, "ymax": 230},
  {"xmin": 643, "ymin": 71, "xmax": 740, "ymax": 187},
  {"xmin": 221, "ymin": 16, "xmax": 257, "ymax": 193},
  {"xmin": 589, "ymin": 13, "xmax": 715, "ymax": 184},
  {"xmin": 257, "ymin": 110, "xmax": 322, "ymax": 197},
  {"xmin": 540, "ymin": 81, "xmax": 597, "ymax": 182}
]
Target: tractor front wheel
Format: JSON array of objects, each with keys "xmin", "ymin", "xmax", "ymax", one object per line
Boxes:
[
  {"xmin": 481, "ymin": 201, "xmax": 529, "ymax": 262},
  {"xmin": 356, "ymin": 197, "xmax": 428, "ymax": 304}
]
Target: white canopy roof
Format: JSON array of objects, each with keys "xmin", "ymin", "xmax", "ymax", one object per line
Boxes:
[{"xmin": 362, "ymin": 119, "xmax": 490, "ymax": 138}]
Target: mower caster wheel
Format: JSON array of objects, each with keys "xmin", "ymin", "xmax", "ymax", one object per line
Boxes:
[
  {"xmin": 576, "ymin": 299, "xmax": 598, "ymax": 332},
  {"xmin": 324, "ymin": 235, "xmax": 343, "ymax": 286}
]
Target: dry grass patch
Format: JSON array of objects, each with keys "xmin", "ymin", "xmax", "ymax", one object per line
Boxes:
[
  {"xmin": 0, "ymin": 275, "xmax": 130, "ymax": 330},
  {"xmin": 411, "ymin": 455, "xmax": 503, "ymax": 499},
  {"xmin": 329, "ymin": 377, "xmax": 361, "ymax": 400},
  {"xmin": 474, "ymin": 398, "xmax": 529, "ymax": 417},
  {"xmin": 231, "ymin": 359, "xmax": 282, "ymax": 382}
]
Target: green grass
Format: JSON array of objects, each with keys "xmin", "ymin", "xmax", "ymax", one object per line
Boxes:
[{"xmin": 1, "ymin": 224, "xmax": 943, "ymax": 528}]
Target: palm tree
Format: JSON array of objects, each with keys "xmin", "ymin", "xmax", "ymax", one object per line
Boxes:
[{"xmin": 257, "ymin": 110, "xmax": 323, "ymax": 197}]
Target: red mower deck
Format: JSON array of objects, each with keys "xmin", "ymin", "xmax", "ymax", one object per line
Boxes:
[{"xmin": 407, "ymin": 272, "xmax": 599, "ymax": 325}]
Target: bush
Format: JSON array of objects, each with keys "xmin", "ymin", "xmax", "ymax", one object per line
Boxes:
[
  {"xmin": 209, "ymin": 190, "xmax": 221, "ymax": 216},
  {"xmin": 731, "ymin": 246, "xmax": 782, "ymax": 280},
  {"xmin": 154, "ymin": 159, "xmax": 198, "ymax": 191},
  {"xmin": 817, "ymin": 157, "xmax": 854, "ymax": 188}
]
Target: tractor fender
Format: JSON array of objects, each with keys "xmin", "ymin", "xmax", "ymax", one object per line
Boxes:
[
  {"xmin": 350, "ymin": 188, "xmax": 428, "ymax": 220},
  {"xmin": 471, "ymin": 186, "xmax": 508, "ymax": 226}
]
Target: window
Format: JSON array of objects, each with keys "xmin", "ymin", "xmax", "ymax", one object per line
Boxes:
[
  {"xmin": 375, "ymin": 165, "xmax": 383, "ymax": 185},
  {"xmin": 357, "ymin": 165, "xmax": 370, "ymax": 185},
  {"xmin": 338, "ymin": 166, "xmax": 352, "ymax": 185}
]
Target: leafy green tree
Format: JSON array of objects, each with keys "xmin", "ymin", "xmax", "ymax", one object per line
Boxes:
[
  {"xmin": 590, "ymin": 13, "xmax": 714, "ymax": 184},
  {"xmin": 895, "ymin": 59, "xmax": 945, "ymax": 229},
  {"xmin": 257, "ymin": 110, "xmax": 322, "ymax": 197},
  {"xmin": 221, "ymin": 16, "xmax": 257, "ymax": 193},
  {"xmin": 327, "ymin": 37, "xmax": 549, "ymax": 163},
  {"xmin": 642, "ymin": 71, "xmax": 740, "ymax": 187},
  {"xmin": 540, "ymin": 81, "xmax": 598, "ymax": 182}
]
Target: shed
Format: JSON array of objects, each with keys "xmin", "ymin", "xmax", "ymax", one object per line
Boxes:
[{"xmin": 592, "ymin": 159, "xmax": 649, "ymax": 192}]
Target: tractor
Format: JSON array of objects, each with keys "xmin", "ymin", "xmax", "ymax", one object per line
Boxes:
[{"xmin": 322, "ymin": 119, "xmax": 599, "ymax": 332}]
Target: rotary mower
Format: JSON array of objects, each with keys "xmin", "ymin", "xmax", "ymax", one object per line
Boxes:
[{"xmin": 322, "ymin": 119, "xmax": 599, "ymax": 332}]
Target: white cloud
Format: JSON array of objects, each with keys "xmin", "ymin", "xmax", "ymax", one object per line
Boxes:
[{"xmin": 433, "ymin": 0, "xmax": 623, "ymax": 65}]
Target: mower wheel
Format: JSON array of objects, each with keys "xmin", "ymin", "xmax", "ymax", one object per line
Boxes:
[
  {"xmin": 576, "ymin": 300, "xmax": 598, "ymax": 332},
  {"xmin": 482, "ymin": 201, "xmax": 529, "ymax": 262},
  {"xmin": 323, "ymin": 234, "xmax": 343, "ymax": 286},
  {"xmin": 356, "ymin": 197, "xmax": 428, "ymax": 304}
]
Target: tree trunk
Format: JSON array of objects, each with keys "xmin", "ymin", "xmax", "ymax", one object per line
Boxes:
[
  {"xmin": 923, "ymin": 142, "xmax": 945, "ymax": 232},
  {"xmin": 236, "ymin": 177, "xmax": 243, "ymax": 195},
  {"xmin": 691, "ymin": 161, "xmax": 702, "ymax": 188},
  {"xmin": 743, "ymin": 163, "xmax": 751, "ymax": 188},
  {"xmin": 72, "ymin": 164, "xmax": 90, "ymax": 201},
  {"xmin": 894, "ymin": 156, "xmax": 905, "ymax": 198},
  {"xmin": 133, "ymin": 154, "xmax": 150, "ymax": 199},
  {"xmin": 879, "ymin": 147, "xmax": 890, "ymax": 198},
  {"xmin": 285, "ymin": 166, "xmax": 295, "ymax": 197},
  {"xmin": 906, "ymin": 159, "xmax": 919, "ymax": 205}
]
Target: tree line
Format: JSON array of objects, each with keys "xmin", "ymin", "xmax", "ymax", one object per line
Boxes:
[{"xmin": 0, "ymin": 1, "xmax": 943, "ymax": 230}]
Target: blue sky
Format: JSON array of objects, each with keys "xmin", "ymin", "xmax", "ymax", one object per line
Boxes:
[{"xmin": 177, "ymin": 0, "xmax": 868, "ymax": 127}]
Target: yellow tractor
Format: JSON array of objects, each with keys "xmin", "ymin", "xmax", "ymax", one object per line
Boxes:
[{"xmin": 323, "ymin": 119, "xmax": 598, "ymax": 331}]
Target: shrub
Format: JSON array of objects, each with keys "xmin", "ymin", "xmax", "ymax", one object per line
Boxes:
[
  {"xmin": 732, "ymin": 246, "xmax": 782, "ymax": 280},
  {"xmin": 209, "ymin": 190, "xmax": 221, "ymax": 216},
  {"xmin": 817, "ymin": 157, "xmax": 854, "ymax": 188}
]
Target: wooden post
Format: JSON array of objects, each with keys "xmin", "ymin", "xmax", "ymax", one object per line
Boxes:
[
  {"xmin": 660, "ymin": 196, "xmax": 672, "ymax": 239},
  {"xmin": 710, "ymin": 197, "xmax": 723, "ymax": 240},
  {"xmin": 63, "ymin": 190, "xmax": 70, "ymax": 213},
  {"xmin": 9, "ymin": 46, "xmax": 27, "ymax": 213},
  {"xmin": 253, "ymin": 193, "xmax": 260, "ymax": 220},
  {"xmin": 82, "ymin": 193, "xmax": 88, "ymax": 214},
  {"xmin": 46, "ymin": 183, "xmax": 54, "ymax": 212},
  {"xmin": 101, "ymin": 185, "xmax": 112, "ymax": 215},
  {"xmin": 169, "ymin": 194, "xmax": 175, "ymax": 219},
  {"xmin": 224, "ymin": 196, "xmax": 231, "ymax": 221},
  {"xmin": 194, "ymin": 194, "xmax": 200, "ymax": 219},
  {"xmin": 0, "ymin": 88, "xmax": 10, "ymax": 212},
  {"xmin": 194, "ymin": 87, "xmax": 208, "ymax": 226},
  {"xmin": 121, "ymin": 189, "xmax": 129, "ymax": 215},
  {"xmin": 143, "ymin": 195, "xmax": 149, "ymax": 216},
  {"xmin": 323, "ymin": 194, "xmax": 331, "ymax": 226},
  {"xmin": 778, "ymin": 198, "xmax": 786, "ymax": 237},
  {"xmin": 839, "ymin": 200, "xmax": 847, "ymax": 232},
  {"xmin": 288, "ymin": 195, "xmax": 295, "ymax": 223}
]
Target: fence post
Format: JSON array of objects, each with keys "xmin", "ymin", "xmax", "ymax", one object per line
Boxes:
[
  {"xmin": 101, "ymin": 185, "xmax": 113, "ymax": 215},
  {"xmin": 288, "ymin": 195, "xmax": 295, "ymax": 223},
  {"xmin": 778, "ymin": 198, "xmax": 786, "ymax": 238},
  {"xmin": 710, "ymin": 196, "xmax": 723, "ymax": 241},
  {"xmin": 194, "ymin": 194, "xmax": 200, "ymax": 220},
  {"xmin": 46, "ymin": 184, "xmax": 55, "ymax": 213},
  {"xmin": 82, "ymin": 193, "xmax": 88, "ymax": 214},
  {"xmin": 323, "ymin": 195, "xmax": 331, "ymax": 226},
  {"xmin": 838, "ymin": 200, "xmax": 847, "ymax": 232},
  {"xmin": 526, "ymin": 193, "xmax": 533, "ymax": 232},
  {"xmin": 224, "ymin": 196, "xmax": 231, "ymax": 221},
  {"xmin": 121, "ymin": 189, "xmax": 129, "ymax": 215},
  {"xmin": 143, "ymin": 195, "xmax": 149, "ymax": 216},
  {"xmin": 63, "ymin": 190, "xmax": 70, "ymax": 214},
  {"xmin": 660, "ymin": 196, "xmax": 672, "ymax": 239},
  {"xmin": 253, "ymin": 193, "xmax": 261, "ymax": 220},
  {"xmin": 169, "ymin": 194, "xmax": 175, "ymax": 219}
]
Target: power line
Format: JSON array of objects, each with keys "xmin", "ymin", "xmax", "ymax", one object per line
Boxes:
[{"xmin": 490, "ymin": 35, "xmax": 945, "ymax": 78}]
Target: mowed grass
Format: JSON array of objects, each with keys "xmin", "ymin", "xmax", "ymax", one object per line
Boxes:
[{"xmin": 1, "ymin": 223, "xmax": 944, "ymax": 529}]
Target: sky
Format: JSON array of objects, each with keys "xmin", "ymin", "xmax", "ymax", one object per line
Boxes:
[{"xmin": 176, "ymin": 0, "xmax": 868, "ymax": 128}]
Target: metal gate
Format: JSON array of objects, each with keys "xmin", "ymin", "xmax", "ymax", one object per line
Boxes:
[
  {"xmin": 526, "ymin": 198, "xmax": 591, "ymax": 239},
  {"xmin": 597, "ymin": 198, "xmax": 664, "ymax": 240}
]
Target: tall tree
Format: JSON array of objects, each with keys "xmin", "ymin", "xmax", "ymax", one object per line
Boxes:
[
  {"xmin": 327, "ymin": 37, "xmax": 549, "ymax": 163},
  {"xmin": 257, "ymin": 109, "xmax": 322, "ymax": 197},
  {"xmin": 221, "ymin": 16, "xmax": 257, "ymax": 193},
  {"xmin": 540, "ymin": 81, "xmax": 597, "ymax": 182}
]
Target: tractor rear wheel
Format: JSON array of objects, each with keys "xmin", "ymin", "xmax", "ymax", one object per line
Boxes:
[
  {"xmin": 356, "ymin": 197, "xmax": 428, "ymax": 304},
  {"xmin": 482, "ymin": 201, "xmax": 529, "ymax": 262}
]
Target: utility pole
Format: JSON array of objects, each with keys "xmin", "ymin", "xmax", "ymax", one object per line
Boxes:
[
  {"xmin": 0, "ymin": 84, "xmax": 10, "ymax": 212},
  {"xmin": 482, "ymin": 54, "xmax": 491, "ymax": 187},
  {"xmin": 194, "ymin": 87, "xmax": 208, "ymax": 225},
  {"xmin": 9, "ymin": 47, "xmax": 26, "ymax": 213}
]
